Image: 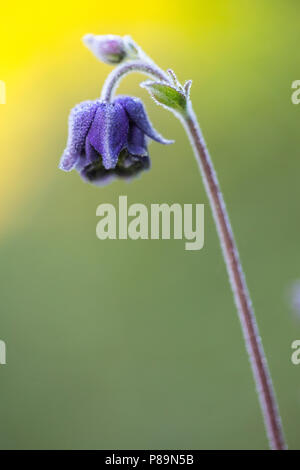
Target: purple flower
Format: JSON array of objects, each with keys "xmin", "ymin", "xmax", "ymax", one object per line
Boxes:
[{"xmin": 59, "ymin": 96, "xmax": 173, "ymax": 185}]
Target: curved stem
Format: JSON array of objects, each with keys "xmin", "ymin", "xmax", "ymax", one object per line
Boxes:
[
  {"xmin": 183, "ymin": 103, "xmax": 286, "ymax": 450},
  {"xmin": 101, "ymin": 60, "xmax": 170, "ymax": 102}
]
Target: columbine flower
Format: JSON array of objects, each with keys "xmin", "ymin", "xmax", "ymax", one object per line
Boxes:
[{"xmin": 59, "ymin": 96, "xmax": 173, "ymax": 185}]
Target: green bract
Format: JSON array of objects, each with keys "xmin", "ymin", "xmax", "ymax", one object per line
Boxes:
[{"xmin": 141, "ymin": 81, "xmax": 188, "ymax": 116}]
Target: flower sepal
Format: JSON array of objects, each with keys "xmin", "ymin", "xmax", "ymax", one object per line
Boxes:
[
  {"xmin": 59, "ymin": 96, "xmax": 173, "ymax": 186},
  {"xmin": 141, "ymin": 69, "xmax": 192, "ymax": 118}
]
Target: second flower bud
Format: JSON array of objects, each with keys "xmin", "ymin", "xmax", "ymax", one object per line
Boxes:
[{"xmin": 83, "ymin": 34, "xmax": 138, "ymax": 65}]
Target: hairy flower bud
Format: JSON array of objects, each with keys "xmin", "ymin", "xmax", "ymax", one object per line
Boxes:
[{"xmin": 83, "ymin": 34, "xmax": 127, "ymax": 64}]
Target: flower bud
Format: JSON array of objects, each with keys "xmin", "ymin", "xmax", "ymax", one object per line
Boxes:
[{"xmin": 83, "ymin": 34, "xmax": 127, "ymax": 64}]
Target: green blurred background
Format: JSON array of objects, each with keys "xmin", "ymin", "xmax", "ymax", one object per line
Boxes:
[{"xmin": 0, "ymin": 0, "xmax": 300, "ymax": 449}]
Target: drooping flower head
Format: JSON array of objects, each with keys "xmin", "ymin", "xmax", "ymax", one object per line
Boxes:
[{"xmin": 59, "ymin": 96, "xmax": 173, "ymax": 185}]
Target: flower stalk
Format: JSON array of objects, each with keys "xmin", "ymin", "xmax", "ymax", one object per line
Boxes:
[{"xmin": 183, "ymin": 106, "xmax": 286, "ymax": 450}]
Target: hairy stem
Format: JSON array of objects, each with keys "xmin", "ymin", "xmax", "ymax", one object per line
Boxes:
[
  {"xmin": 183, "ymin": 104, "xmax": 286, "ymax": 450},
  {"xmin": 101, "ymin": 60, "xmax": 170, "ymax": 102},
  {"xmin": 100, "ymin": 58, "xmax": 287, "ymax": 450}
]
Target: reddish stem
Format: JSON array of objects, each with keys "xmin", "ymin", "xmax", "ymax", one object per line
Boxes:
[{"xmin": 184, "ymin": 109, "xmax": 286, "ymax": 450}]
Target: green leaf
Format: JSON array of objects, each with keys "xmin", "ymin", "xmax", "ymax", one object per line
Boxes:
[{"xmin": 141, "ymin": 81, "xmax": 187, "ymax": 116}]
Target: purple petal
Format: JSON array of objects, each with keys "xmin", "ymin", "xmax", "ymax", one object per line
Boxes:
[
  {"xmin": 87, "ymin": 102, "xmax": 129, "ymax": 169},
  {"xmin": 59, "ymin": 149, "xmax": 78, "ymax": 172},
  {"xmin": 126, "ymin": 124, "xmax": 148, "ymax": 156},
  {"xmin": 59, "ymin": 100, "xmax": 99, "ymax": 171},
  {"xmin": 114, "ymin": 96, "xmax": 173, "ymax": 145}
]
